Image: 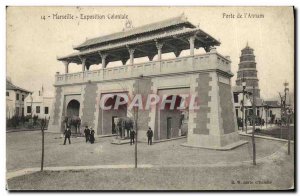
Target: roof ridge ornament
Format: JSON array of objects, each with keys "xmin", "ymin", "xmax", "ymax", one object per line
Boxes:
[
  {"xmin": 180, "ymin": 12, "xmax": 188, "ymax": 21},
  {"xmin": 123, "ymin": 20, "xmax": 134, "ymax": 31}
]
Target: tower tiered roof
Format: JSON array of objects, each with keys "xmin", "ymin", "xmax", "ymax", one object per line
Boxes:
[{"xmin": 236, "ymin": 43, "xmax": 260, "ymax": 98}]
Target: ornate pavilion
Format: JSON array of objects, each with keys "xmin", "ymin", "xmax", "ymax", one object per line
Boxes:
[
  {"xmin": 58, "ymin": 15, "xmax": 219, "ymax": 71},
  {"xmin": 48, "ymin": 14, "xmax": 246, "ymax": 149}
]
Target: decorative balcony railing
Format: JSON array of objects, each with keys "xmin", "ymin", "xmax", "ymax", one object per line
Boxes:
[{"xmin": 55, "ymin": 52, "xmax": 231, "ymax": 86}]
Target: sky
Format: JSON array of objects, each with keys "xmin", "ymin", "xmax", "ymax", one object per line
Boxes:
[{"xmin": 6, "ymin": 6, "xmax": 294, "ymax": 100}]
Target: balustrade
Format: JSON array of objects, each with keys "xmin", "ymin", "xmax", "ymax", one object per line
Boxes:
[{"xmin": 54, "ymin": 53, "xmax": 231, "ymax": 86}]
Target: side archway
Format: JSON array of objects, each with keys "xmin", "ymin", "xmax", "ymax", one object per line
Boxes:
[
  {"xmin": 66, "ymin": 99, "xmax": 80, "ymax": 117},
  {"xmin": 66, "ymin": 99, "xmax": 81, "ymax": 133}
]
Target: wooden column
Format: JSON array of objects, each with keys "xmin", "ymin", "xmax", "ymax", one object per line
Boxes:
[
  {"xmin": 99, "ymin": 52, "xmax": 107, "ymax": 69},
  {"xmin": 80, "ymin": 57, "xmax": 86, "ymax": 72},
  {"xmin": 155, "ymin": 42, "xmax": 163, "ymax": 61},
  {"xmin": 189, "ymin": 36, "xmax": 196, "ymax": 56},
  {"xmin": 63, "ymin": 61, "xmax": 69, "ymax": 74},
  {"xmin": 128, "ymin": 48, "xmax": 135, "ymax": 65}
]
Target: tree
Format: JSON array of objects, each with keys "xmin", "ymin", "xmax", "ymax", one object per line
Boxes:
[
  {"xmin": 280, "ymin": 82, "xmax": 291, "ymax": 155},
  {"xmin": 287, "ymin": 108, "xmax": 293, "ymax": 155},
  {"xmin": 33, "ymin": 115, "xmax": 39, "ymax": 126},
  {"xmin": 11, "ymin": 115, "xmax": 19, "ymax": 128}
]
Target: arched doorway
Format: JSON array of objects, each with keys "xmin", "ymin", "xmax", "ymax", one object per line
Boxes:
[
  {"xmin": 66, "ymin": 99, "xmax": 80, "ymax": 133},
  {"xmin": 67, "ymin": 99, "xmax": 80, "ymax": 117}
]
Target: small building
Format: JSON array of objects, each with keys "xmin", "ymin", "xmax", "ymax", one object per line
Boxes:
[
  {"xmin": 263, "ymin": 100, "xmax": 282, "ymax": 123},
  {"xmin": 24, "ymin": 87, "xmax": 54, "ymax": 119},
  {"xmin": 233, "ymin": 86, "xmax": 284, "ymax": 126},
  {"xmin": 6, "ymin": 77, "xmax": 31, "ymax": 118},
  {"xmin": 233, "ymin": 86, "xmax": 265, "ymax": 124}
]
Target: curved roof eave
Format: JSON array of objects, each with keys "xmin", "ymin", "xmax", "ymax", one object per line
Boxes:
[
  {"xmin": 73, "ymin": 15, "xmax": 194, "ymax": 50},
  {"xmin": 58, "ymin": 28, "xmax": 220, "ymax": 62}
]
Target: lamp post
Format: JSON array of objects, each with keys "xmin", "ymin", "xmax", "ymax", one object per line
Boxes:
[
  {"xmin": 134, "ymin": 74, "xmax": 144, "ymax": 168},
  {"xmin": 279, "ymin": 92, "xmax": 284, "ymax": 139},
  {"xmin": 242, "ymin": 80, "xmax": 246, "ymax": 132},
  {"xmin": 251, "ymin": 85, "xmax": 256, "ymax": 165},
  {"xmin": 245, "ymin": 108, "xmax": 248, "ymax": 133},
  {"xmin": 287, "ymin": 108, "xmax": 291, "ymax": 155},
  {"xmin": 283, "ymin": 82, "xmax": 290, "ymax": 155},
  {"xmin": 264, "ymin": 105, "xmax": 269, "ymax": 129},
  {"xmin": 134, "ymin": 99, "xmax": 138, "ymax": 168},
  {"xmin": 30, "ymin": 93, "xmax": 33, "ymax": 118}
]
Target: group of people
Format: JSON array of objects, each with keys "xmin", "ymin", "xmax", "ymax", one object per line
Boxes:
[
  {"xmin": 129, "ymin": 127, "xmax": 153, "ymax": 145},
  {"xmin": 63, "ymin": 126, "xmax": 95, "ymax": 145},
  {"xmin": 63, "ymin": 126, "xmax": 154, "ymax": 146},
  {"xmin": 84, "ymin": 126, "xmax": 95, "ymax": 144}
]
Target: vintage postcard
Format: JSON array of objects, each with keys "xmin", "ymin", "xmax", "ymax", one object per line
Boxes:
[{"xmin": 6, "ymin": 6, "xmax": 294, "ymax": 191}]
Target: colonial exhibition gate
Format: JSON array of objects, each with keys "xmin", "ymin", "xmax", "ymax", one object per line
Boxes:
[{"xmin": 48, "ymin": 15, "xmax": 244, "ymax": 149}]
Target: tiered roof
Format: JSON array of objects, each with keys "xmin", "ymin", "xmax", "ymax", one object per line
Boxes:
[
  {"xmin": 74, "ymin": 15, "xmax": 195, "ymax": 50},
  {"xmin": 58, "ymin": 14, "xmax": 220, "ymax": 65}
]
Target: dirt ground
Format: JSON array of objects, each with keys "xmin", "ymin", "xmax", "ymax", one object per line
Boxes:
[{"xmin": 6, "ymin": 131, "xmax": 294, "ymax": 190}]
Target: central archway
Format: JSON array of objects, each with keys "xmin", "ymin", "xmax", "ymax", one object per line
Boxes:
[
  {"xmin": 159, "ymin": 95, "xmax": 188, "ymax": 140},
  {"xmin": 98, "ymin": 93, "xmax": 128, "ymax": 136}
]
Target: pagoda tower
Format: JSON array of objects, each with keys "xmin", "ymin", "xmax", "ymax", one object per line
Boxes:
[{"xmin": 236, "ymin": 43, "xmax": 260, "ymax": 98}]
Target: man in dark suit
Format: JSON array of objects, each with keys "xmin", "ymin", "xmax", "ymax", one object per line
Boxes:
[
  {"xmin": 90, "ymin": 127, "xmax": 95, "ymax": 144},
  {"xmin": 84, "ymin": 126, "xmax": 90, "ymax": 143},
  {"xmin": 63, "ymin": 126, "xmax": 71, "ymax": 145},
  {"xmin": 130, "ymin": 129, "xmax": 136, "ymax": 145},
  {"xmin": 147, "ymin": 127, "xmax": 153, "ymax": 145}
]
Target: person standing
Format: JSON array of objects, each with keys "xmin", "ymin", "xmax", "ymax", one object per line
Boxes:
[
  {"xmin": 130, "ymin": 129, "xmax": 136, "ymax": 145},
  {"xmin": 147, "ymin": 127, "xmax": 153, "ymax": 145},
  {"xmin": 84, "ymin": 126, "xmax": 90, "ymax": 143},
  {"xmin": 63, "ymin": 126, "xmax": 71, "ymax": 145},
  {"xmin": 90, "ymin": 127, "xmax": 95, "ymax": 144}
]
